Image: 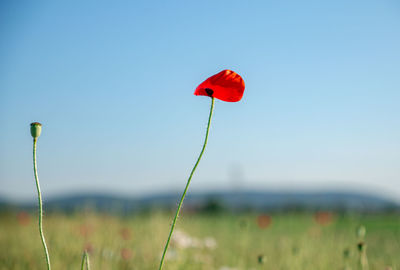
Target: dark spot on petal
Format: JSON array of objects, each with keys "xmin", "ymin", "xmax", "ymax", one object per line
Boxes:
[{"xmin": 205, "ymin": 88, "xmax": 214, "ymax": 97}]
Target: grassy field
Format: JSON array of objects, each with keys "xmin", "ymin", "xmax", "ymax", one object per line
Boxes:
[{"xmin": 0, "ymin": 211, "xmax": 399, "ymax": 270}]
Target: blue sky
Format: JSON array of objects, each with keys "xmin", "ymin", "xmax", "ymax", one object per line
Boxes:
[{"xmin": 1, "ymin": 0, "xmax": 399, "ymax": 202}]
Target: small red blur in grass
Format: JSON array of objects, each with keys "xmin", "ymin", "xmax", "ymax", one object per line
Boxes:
[
  {"xmin": 257, "ymin": 214, "xmax": 272, "ymax": 229},
  {"xmin": 17, "ymin": 211, "xmax": 31, "ymax": 226},
  {"xmin": 84, "ymin": 243, "xmax": 94, "ymax": 254},
  {"xmin": 119, "ymin": 227, "xmax": 131, "ymax": 241},
  {"xmin": 121, "ymin": 248, "xmax": 132, "ymax": 261},
  {"xmin": 314, "ymin": 211, "xmax": 334, "ymax": 225},
  {"xmin": 79, "ymin": 224, "xmax": 94, "ymax": 238}
]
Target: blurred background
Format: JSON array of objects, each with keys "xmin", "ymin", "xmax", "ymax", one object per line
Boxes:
[
  {"xmin": 0, "ymin": 1, "xmax": 399, "ymax": 269},
  {"xmin": 1, "ymin": 0, "xmax": 399, "ymax": 205}
]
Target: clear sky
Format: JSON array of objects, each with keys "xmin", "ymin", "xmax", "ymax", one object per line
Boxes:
[{"xmin": 1, "ymin": 0, "xmax": 399, "ymax": 202}]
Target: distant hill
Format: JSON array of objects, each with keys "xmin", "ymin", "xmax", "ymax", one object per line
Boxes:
[{"xmin": 1, "ymin": 191, "xmax": 399, "ymax": 214}]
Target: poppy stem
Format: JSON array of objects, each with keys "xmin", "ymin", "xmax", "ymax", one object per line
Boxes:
[
  {"xmin": 158, "ymin": 97, "xmax": 215, "ymax": 270},
  {"xmin": 33, "ymin": 138, "xmax": 51, "ymax": 270},
  {"xmin": 81, "ymin": 251, "xmax": 91, "ymax": 270}
]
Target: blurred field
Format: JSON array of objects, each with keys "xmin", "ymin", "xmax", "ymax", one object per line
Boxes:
[{"xmin": 0, "ymin": 211, "xmax": 399, "ymax": 270}]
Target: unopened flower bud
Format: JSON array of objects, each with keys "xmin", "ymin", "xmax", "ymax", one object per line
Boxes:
[
  {"xmin": 30, "ymin": 122, "xmax": 42, "ymax": 139},
  {"xmin": 343, "ymin": 248, "xmax": 351, "ymax": 258},
  {"xmin": 357, "ymin": 241, "xmax": 366, "ymax": 252},
  {"xmin": 257, "ymin": 254, "xmax": 267, "ymax": 264}
]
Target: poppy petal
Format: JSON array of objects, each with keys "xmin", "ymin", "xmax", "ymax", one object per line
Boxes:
[{"xmin": 194, "ymin": 69, "xmax": 245, "ymax": 102}]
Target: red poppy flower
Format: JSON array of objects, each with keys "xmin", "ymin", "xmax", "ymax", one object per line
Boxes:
[
  {"xmin": 121, "ymin": 248, "xmax": 133, "ymax": 261},
  {"xmin": 314, "ymin": 211, "xmax": 334, "ymax": 226},
  {"xmin": 257, "ymin": 214, "xmax": 272, "ymax": 229},
  {"xmin": 194, "ymin": 69, "xmax": 245, "ymax": 102},
  {"xmin": 17, "ymin": 211, "xmax": 31, "ymax": 226},
  {"xmin": 120, "ymin": 227, "xmax": 132, "ymax": 241}
]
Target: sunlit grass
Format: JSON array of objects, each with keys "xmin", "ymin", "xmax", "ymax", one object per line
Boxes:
[{"xmin": 1, "ymin": 211, "xmax": 399, "ymax": 270}]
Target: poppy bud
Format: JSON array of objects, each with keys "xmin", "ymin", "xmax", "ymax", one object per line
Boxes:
[
  {"xmin": 357, "ymin": 241, "xmax": 366, "ymax": 252},
  {"xmin": 257, "ymin": 254, "xmax": 267, "ymax": 264},
  {"xmin": 30, "ymin": 122, "xmax": 42, "ymax": 139},
  {"xmin": 343, "ymin": 248, "xmax": 351, "ymax": 258}
]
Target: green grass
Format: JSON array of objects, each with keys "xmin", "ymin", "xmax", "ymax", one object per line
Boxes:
[{"xmin": 1, "ymin": 211, "xmax": 399, "ymax": 269}]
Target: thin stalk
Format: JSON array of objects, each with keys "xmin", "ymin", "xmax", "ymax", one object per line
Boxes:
[
  {"xmin": 158, "ymin": 97, "xmax": 215, "ymax": 270},
  {"xmin": 81, "ymin": 251, "xmax": 91, "ymax": 270},
  {"xmin": 359, "ymin": 250, "xmax": 368, "ymax": 270},
  {"xmin": 80, "ymin": 252, "xmax": 85, "ymax": 270},
  {"xmin": 33, "ymin": 138, "xmax": 51, "ymax": 270}
]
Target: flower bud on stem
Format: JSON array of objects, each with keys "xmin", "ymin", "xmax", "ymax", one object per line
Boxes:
[{"xmin": 31, "ymin": 122, "xmax": 51, "ymax": 270}]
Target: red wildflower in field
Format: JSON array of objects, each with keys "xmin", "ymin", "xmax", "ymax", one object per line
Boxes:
[
  {"xmin": 121, "ymin": 248, "xmax": 132, "ymax": 261},
  {"xmin": 194, "ymin": 69, "xmax": 245, "ymax": 102},
  {"xmin": 257, "ymin": 214, "xmax": 272, "ymax": 229},
  {"xmin": 79, "ymin": 224, "xmax": 94, "ymax": 238},
  {"xmin": 120, "ymin": 227, "xmax": 132, "ymax": 241},
  {"xmin": 84, "ymin": 243, "xmax": 94, "ymax": 254},
  {"xmin": 314, "ymin": 211, "xmax": 334, "ymax": 225},
  {"xmin": 17, "ymin": 211, "xmax": 31, "ymax": 226}
]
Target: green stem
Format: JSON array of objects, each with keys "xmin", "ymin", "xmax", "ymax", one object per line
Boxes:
[
  {"xmin": 359, "ymin": 251, "xmax": 368, "ymax": 270},
  {"xmin": 158, "ymin": 97, "xmax": 215, "ymax": 270},
  {"xmin": 80, "ymin": 252, "xmax": 85, "ymax": 270},
  {"xmin": 33, "ymin": 138, "xmax": 51, "ymax": 270},
  {"xmin": 81, "ymin": 251, "xmax": 90, "ymax": 270}
]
